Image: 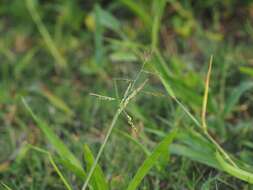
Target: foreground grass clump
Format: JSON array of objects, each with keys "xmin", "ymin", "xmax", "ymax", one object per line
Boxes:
[{"xmin": 1, "ymin": 0, "xmax": 253, "ymax": 189}]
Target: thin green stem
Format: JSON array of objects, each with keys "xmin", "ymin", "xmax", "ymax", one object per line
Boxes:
[{"xmin": 81, "ymin": 80, "xmax": 148, "ymax": 190}]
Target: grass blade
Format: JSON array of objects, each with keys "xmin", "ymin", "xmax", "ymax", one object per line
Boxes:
[
  {"xmin": 1, "ymin": 182, "xmax": 12, "ymax": 190},
  {"xmin": 29, "ymin": 145, "xmax": 73, "ymax": 190},
  {"xmin": 223, "ymin": 81, "xmax": 253, "ymax": 116},
  {"xmin": 25, "ymin": 0, "xmax": 67, "ymax": 68},
  {"xmin": 120, "ymin": 0, "xmax": 151, "ymax": 27},
  {"xmin": 126, "ymin": 129, "xmax": 177, "ymax": 190},
  {"xmin": 83, "ymin": 144, "xmax": 109, "ymax": 190},
  {"xmin": 201, "ymin": 55, "xmax": 213, "ymax": 132},
  {"xmin": 22, "ymin": 98, "xmax": 85, "ymax": 176},
  {"xmin": 239, "ymin": 66, "xmax": 253, "ymax": 77},
  {"xmin": 170, "ymin": 144, "xmax": 219, "ymax": 169},
  {"xmin": 216, "ymin": 152, "xmax": 253, "ymax": 184},
  {"xmin": 151, "ymin": 0, "xmax": 166, "ymax": 49},
  {"xmin": 41, "ymin": 87, "xmax": 73, "ymax": 116}
]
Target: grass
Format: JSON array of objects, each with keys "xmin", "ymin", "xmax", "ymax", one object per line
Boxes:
[{"xmin": 1, "ymin": 0, "xmax": 253, "ymax": 189}]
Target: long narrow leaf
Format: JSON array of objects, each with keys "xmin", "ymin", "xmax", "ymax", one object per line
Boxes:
[
  {"xmin": 120, "ymin": 0, "xmax": 151, "ymax": 27},
  {"xmin": 126, "ymin": 129, "xmax": 177, "ymax": 190},
  {"xmin": 29, "ymin": 145, "xmax": 72, "ymax": 190},
  {"xmin": 25, "ymin": 0, "xmax": 67, "ymax": 68},
  {"xmin": 224, "ymin": 82, "xmax": 253, "ymax": 116},
  {"xmin": 170, "ymin": 144, "xmax": 219, "ymax": 169},
  {"xmin": 1, "ymin": 182, "xmax": 12, "ymax": 190},
  {"xmin": 216, "ymin": 152, "xmax": 253, "ymax": 184},
  {"xmin": 41, "ymin": 87, "xmax": 73, "ymax": 116},
  {"xmin": 83, "ymin": 144, "xmax": 108, "ymax": 190},
  {"xmin": 22, "ymin": 98, "xmax": 85, "ymax": 176},
  {"xmin": 151, "ymin": 0, "xmax": 167, "ymax": 49}
]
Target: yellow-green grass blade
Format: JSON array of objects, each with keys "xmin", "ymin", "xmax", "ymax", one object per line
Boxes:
[
  {"xmin": 216, "ymin": 152, "xmax": 253, "ymax": 184},
  {"xmin": 126, "ymin": 129, "xmax": 177, "ymax": 190},
  {"xmin": 239, "ymin": 66, "xmax": 253, "ymax": 77},
  {"xmin": 83, "ymin": 144, "xmax": 109, "ymax": 190},
  {"xmin": 1, "ymin": 182, "xmax": 12, "ymax": 190}
]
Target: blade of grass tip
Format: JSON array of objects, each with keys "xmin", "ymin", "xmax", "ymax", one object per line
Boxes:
[
  {"xmin": 81, "ymin": 79, "xmax": 148, "ymax": 190},
  {"xmin": 200, "ymin": 57, "xmax": 238, "ymax": 168},
  {"xmin": 1, "ymin": 182, "xmax": 12, "ymax": 190},
  {"xmin": 216, "ymin": 152, "xmax": 253, "ymax": 184},
  {"xmin": 83, "ymin": 144, "xmax": 108, "ymax": 190},
  {"xmin": 25, "ymin": 0, "xmax": 67, "ymax": 68},
  {"xmin": 29, "ymin": 145, "xmax": 72, "ymax": 190},
  {"xmin": 126, "ymin": 129, "xmax": 177, "ymax": 190},
  {"xmin": 201, "ymin": 55, "xmax": 213, "ymax": 132},
  {"xmin": 22, "ymin": 98, "xmax": 85, "ymax": 173}
]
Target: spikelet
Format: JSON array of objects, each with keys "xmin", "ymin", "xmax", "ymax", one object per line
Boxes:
[{"xmin": 89, "ymin": 93, "xmax": 115, "ymax": 101}]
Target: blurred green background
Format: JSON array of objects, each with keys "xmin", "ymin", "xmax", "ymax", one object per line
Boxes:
[{"xmin": 1, "ymin": 0, "xmax": 253, "ymax": 189}]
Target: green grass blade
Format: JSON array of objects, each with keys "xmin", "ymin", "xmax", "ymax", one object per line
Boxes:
[
  {"xmin": 48, "ymin": 155, "xmax": 73, "ymax": 190},
  {"xmin": 170, "ymin": 144, "xmax": 219, "ymax": 169},
  {"xmin": 126, "ymin": 129, "xmax": 177, "ymax": 190},
  {"xmin": 223, "ymin": 82, "xmax": 253, "ymax": 116},
  {"xmin": 151, "ymin": 0, "xmax": 166, "ymax": 49},
  {"xmin": 158, "ymin": 73, "xmax": 176, "ymax": 98},
  {"xmin": 25, "ymin": 0, "xmax": 67, "ymax": 68},
  {"xmin": 29, "ymin": 145, "xmax": 73, "ymax": 190},
  {"xmin": 151, "ymin": 50, "xmax": 203, "ymax": 109},
  {"xmin": 216, "ymin": 152, "xmax": 253, "ymax": 184},
  {"xmin": 83, "ymin": 144, "xmax": 109, "ymax": 190},
  {"xmin": 0, "ymin": 182, "xmax": 12, "ymax": 190},
  {"xmin": 22, "ymin": 98, "xmax": 84, "ymax": 175},
  {"xmin": 57, "ymin": 158, "xmax": 86, "ymax": 179},
  {"xmin": 239, "ymin": 66, "xmax": 253, "ymax": 77},
  {"xmin": 120, "ymin": 0, "xmax": 151, "ymax": 27},
  {"xmin": 41, "ymin": 87, "xmax": 73, "ymax": 116},
  {"xmin": 96, "ymin": 6, "xmax": 121, "ymax": 33}
]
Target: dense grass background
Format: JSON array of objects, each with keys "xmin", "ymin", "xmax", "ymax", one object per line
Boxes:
[{"xmin": 1, "ymin": 0, "xmax": 253, "ymax": 189}]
